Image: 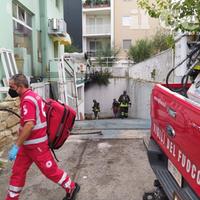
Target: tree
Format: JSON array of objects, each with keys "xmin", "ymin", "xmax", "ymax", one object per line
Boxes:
[
  {"xmin": 64, "ymin": 44, "xmax": 79, "ymax": 53},
  {"xmin": 137, "ymin": 0, "xmax": 200, "ymax": 32}
]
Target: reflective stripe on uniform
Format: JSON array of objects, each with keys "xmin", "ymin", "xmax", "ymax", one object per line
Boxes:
[
  {"xmin": 20, "ymin": 122, "xmax": 47, "ymax": 131},
  {"xmin": 32, "ymin": 122, "xmax": 47, "ymax": 130},
  {"xmin": 120, "ymin": 103, "xmax": 128, "ymax": 107},
  {"xmin": 24, "ymin": 95, "xmax": 42, "ymax": 126},
  {"xmin": 23, "ymin": 95, "xmax": 47, "ymax": 145},
  {"xmin": 23, "ymin": 135, "xmax": 48, "ymax": 145},
  {"xmin": 9, "ymin": 185, "xmax": 23, "ymax": 192},
  {"xmin": 8, "ymin": 191, "xmax": 20, "ymax": 198},
  {"xmin": 58, "ymin": 172, "xmax": 67, "ymax": 185},
  {"xmin": 64, "ymin": 178, "xmax": 72, "ymax": 189}
]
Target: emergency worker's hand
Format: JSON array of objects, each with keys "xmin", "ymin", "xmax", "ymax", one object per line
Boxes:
[{"xmin": 8, "ymin": 144, "xmax": 19, "ymax": 161}]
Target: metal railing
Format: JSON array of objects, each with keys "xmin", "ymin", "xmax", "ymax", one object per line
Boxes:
[
  {"xmin": 88, "ymin": 56, "xmax": 134, "ymax": 67},
  {"xmin": 86, "ymin": 24, "xmax": 111, "ymax": 35},
  {"xmin": 48, "ymin": 57, "xmax": 79, "ymax": 118},
  {"xmin": 83, "ymin": 0, "xmax": 110, "ymax": 8}
]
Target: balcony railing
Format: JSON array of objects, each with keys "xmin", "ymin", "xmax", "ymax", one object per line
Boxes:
[
  {"xmin": 83, "ymin": 0, "xmax": 110, "ymax": 8},
  {"xmin": 85, "ymin": 24, "xmax": 111, "ymax": 35}
]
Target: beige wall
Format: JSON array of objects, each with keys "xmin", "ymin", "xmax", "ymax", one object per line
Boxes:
[{"xmin": 114, "ymin": 0, "xmax": 162, "ymax": 57}]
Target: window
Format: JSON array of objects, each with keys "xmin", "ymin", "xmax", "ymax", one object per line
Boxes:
[
  {"xmin": 87, "ymin": 16, "xmax": 105, "ymax": 34},
  {"xmin": 12, "ymin": 3, "xmax": 32, "ymax": 27},
  {"xmin": 123, "ymin": 40, "xmax": 132, "ymax": 50},
  {"xmin": 12, "ymin": 3, "xmax": 33, "ymax": 75},
  {"xmin": 89, "ymin": 41, "xmax": 95, "ymax": 51},
  {"xmin": 26, "ymin": 12, "xmax": 32, "ymax": 27},
  {"xmin": 12, "ymin": 3, "xmax": 18, "ymax": 18},
  {"xmin": 18, "ymin": 6, "xmax": 25, "ymax": 22},
  {"xmin": 88, "ymin": 40, "xmax": 103, "ymax": 56},
  {"xmin": 89, "ymin": 40, "xmax": 102, "ymax": 52},
  {"xmin": 122, "ymin": 16, "xmax": 131, "ymax": 26}
]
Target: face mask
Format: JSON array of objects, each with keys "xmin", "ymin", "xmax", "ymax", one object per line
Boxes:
[{"xmin": 8, "ymin": 88, "xmax": 19, "ymax": 98}]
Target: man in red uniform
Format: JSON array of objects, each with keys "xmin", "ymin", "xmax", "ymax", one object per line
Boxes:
[{"xmin": 5, "ymin": 74, "xmax": 80, "ymax": 200}]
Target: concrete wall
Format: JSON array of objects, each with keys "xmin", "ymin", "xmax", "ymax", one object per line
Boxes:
[
  {"xmin": 127, "ymin": 80, "xmax": 154, "ymax": 119},
  {"xmin": 85, "ymin": 78, "xmax": 127, "ymax": 118},
  {"xmin": 85, "ymin": 78, "xmax": 154, "ymax": 119},
  {"xmin": 85, "ymin": 49, "xmax": 174, "ymax": 119},
  {"xmin": 129, "ymin": 49, "xmax": 174, "ymax": 83}
]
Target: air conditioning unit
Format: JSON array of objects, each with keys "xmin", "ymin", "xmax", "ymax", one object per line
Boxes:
[{"xmin": 48, "ymin": 18, "xmax": 67, "ymax": 36}]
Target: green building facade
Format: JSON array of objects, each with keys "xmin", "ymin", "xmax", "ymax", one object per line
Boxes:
[{"xmin": 0, "ymin": 0, "xmax": 68, "ymax": 84}]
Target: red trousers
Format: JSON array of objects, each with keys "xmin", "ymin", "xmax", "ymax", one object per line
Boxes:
[{"xmin": 5, "ymin": 144, "xmax": 75, "ymax": 200}]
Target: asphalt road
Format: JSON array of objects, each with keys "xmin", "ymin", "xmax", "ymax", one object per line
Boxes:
[{"xmin": 0, "ymin": 119, "xmax": 155, "ymax": 200}]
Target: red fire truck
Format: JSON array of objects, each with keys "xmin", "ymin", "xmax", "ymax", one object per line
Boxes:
[{"xmin": 144, "ymin": 37, "xmax": 200, "ymax": 200}]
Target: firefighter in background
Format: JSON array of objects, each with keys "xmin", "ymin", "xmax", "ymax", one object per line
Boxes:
[
  {"xmin": 112, "ymin": 98, "xmax": 119, "ymax": 118},
  {"xmin": 118, "ymin": 91, "xmax": 131, "ymax": 118},
  {"xmin": 92, "ymin": 99, "xmax": 100, "ymax": 119},
  {"xmin": 5, "ymin": 74, "xmax": 80, "ymax": 200}
]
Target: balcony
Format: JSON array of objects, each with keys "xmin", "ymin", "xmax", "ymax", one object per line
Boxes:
[
  {"xmin": 83, "ymin": 0, "xmax": 110, "ymax": 8},
  {"xmin": 84, "ymin": 24, "xmax": 111, "ymax": 36},
  {"xmin": 48, "ymin": 18, "xmax": 67, "ymax": 37}
]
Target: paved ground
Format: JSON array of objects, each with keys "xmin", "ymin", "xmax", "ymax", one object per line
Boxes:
[{"xmin": 0, "ymin": 118, "xmax": 155, "ymax": 200}]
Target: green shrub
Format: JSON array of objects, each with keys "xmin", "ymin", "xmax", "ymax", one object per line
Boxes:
[
  {"xmin": 128, "ymin": 39, "xmax": 153, "ymax": 63},
  {"xmin": 85, "ymin": 0, "xmax": 91, "ymax": 5},
  {"xmin": 91, "ymin": 70, "xmax": 111, "ymax": 85},
  {"xmin": 128, "ymin": 32, "xmax": 174, "ymax": 63},
  {"xmin": 85, "ymin": 69, "xmax": 112, "ymax": 88},
  {"xmin": 96, "ymin": 46, "xmax": 120, "ymax": 67},
  {"xmin": 64, "ymin": 44, "xmax": 80, "ymax": 53},
  {"xmin": 152, "ymin": 32, "xmax": 175, "ymax": 54},
  {"xmin": 0, "ymin": 161, "xmax": 2, "ymax": 168}
]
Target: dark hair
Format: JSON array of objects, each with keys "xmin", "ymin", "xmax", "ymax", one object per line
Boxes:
[{"xmin": 10, "ymin": 74, "xmax": 29, "ymax": 88}]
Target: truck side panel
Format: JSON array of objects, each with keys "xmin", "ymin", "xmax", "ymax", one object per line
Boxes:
[{"xmin": 151, "ymin": 84, "xmax": 200, "ymax": 197}]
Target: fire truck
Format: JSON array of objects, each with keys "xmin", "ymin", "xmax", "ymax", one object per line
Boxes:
[{"xmin": 143, "ymin": 35, "xmax": 200, "ymax": 200}]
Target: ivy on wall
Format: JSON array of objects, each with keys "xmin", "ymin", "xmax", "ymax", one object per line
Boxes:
[{"xmin": 85, "ymin": 69, "xmax": 112, "ymax": 89}]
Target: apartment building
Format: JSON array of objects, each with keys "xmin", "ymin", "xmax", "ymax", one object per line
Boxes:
[
  {"xmin": 114, "ymin": 0, "xmax": 161, "ymax": 57},
  {"xmin": 82, "ymin": 0, "xmax": 161, "ymax": 57},
  {"xmin": 0, "ymin": 0, "xmax": 70, "ymax": 82},
  {"xmin": 82, "ymin": 0, "xmax": 113, "ymax": 57}
]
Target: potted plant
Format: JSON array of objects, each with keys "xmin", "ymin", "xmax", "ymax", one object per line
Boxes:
[{"xmin": 84, "ymin": 0, "xmax": 91, "ymax": 7}]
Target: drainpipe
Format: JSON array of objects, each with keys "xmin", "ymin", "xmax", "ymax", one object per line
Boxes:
[{"xmin": 39, "ymin": 0, "xmax": 48, "ymax": 78}]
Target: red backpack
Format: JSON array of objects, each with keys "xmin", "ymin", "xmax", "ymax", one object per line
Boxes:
[
  {"xmin": 44, "ymin": 99, "xmax": 76, "ymax": 151},
  {"xmin": 1, "ymin": 99, "xmax": 76, "ymax": 161}
]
